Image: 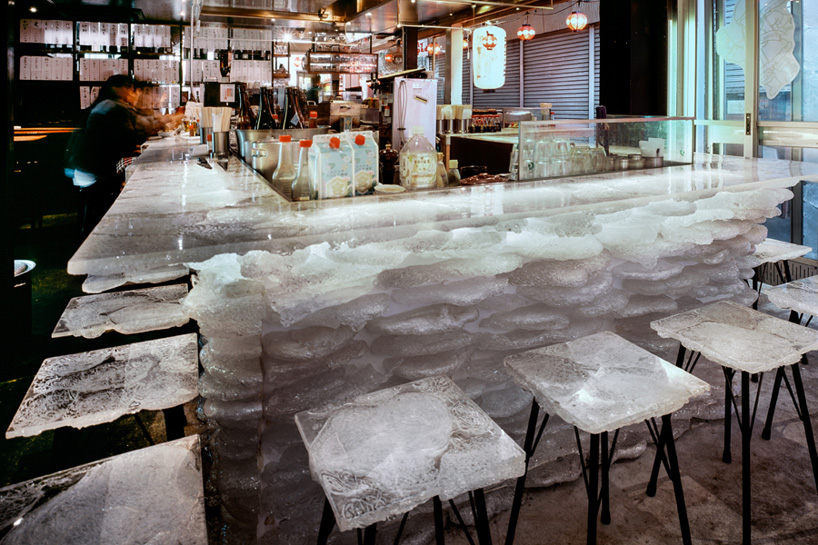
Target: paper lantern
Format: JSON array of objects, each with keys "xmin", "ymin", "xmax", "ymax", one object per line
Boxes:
[
  {"xmin": 473, "ymin": 25, "xmax": 506, "ymax": 90},
  {"xmin": 427, "ymin": 42, "xmax": 441, "ymax": 55},
  {"xmin": 566, "ymin": 11, "xmax": 588, "ymax": 32},
  {"xmin": 517, "ymin": 23, "xmax": 535, "ymax": 41}
]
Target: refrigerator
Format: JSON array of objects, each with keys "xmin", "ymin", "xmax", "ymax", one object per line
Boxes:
[{"xmin": 391, "ymin": 77, "xmax": 437, "ymax": 152}]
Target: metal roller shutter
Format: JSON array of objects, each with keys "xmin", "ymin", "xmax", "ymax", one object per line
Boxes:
[
  {"xmin": 472, "ymin": 37, "xmax": 521, "ymax": 108},
  {"xmin": 462, "ymin": 49, "xmax": 471, "ymax": 105},
  {"xmin": 522, "ymin": 28, "xmax": 593, "ymax": 119},
  {"xmin": 594, "ymin": 24, "xmax": 600, "ymax": 108},
  {"xmin": 432, "ymin": 51, "xmax": 446, "ymax": 104}
]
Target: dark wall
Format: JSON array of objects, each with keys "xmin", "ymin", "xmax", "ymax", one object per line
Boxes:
[{"xmin": 600, "ymin": 0, "xmax": 669, "ymax": 116}]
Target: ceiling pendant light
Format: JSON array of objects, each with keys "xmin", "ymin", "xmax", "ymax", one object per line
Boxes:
[
  {"xmin": 427, "ymin": 41, "xmax": 441, "ymax": 55},
  {"xmin": 517, "ymin": 23, "xmax": 535, "ymax": 41},
  {"xmin": 566, "ymin": 1, "xmax": 588, "ymax": 32},
  {"xmin": 473, "ymin": 24, "xmax": 506, "ymax": 90}
]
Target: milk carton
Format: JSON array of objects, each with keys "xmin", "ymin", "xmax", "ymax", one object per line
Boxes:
[
  {"xmin": 342, "ymin": 131, "xmax": 379, "ymax": 195},
  {"xmin": 309, "ymin": 135, "xmax": 353, "ymax": 199}
]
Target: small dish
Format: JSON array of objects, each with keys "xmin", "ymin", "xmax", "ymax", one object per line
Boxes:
[{"xmin": 374, "ymin": 184, "xmax": 406, "ymax": 194}]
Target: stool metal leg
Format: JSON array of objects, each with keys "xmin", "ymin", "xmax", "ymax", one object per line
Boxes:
[
  {"xmin": 648, "ymin": 345, "xmax": 688, "ymax": 496},
  {"xmin": 724, "ymin": 369, "xmax": 734, "ymax": 464},
  {"xmin": 587, "ymin": 433, "xmax": 600, "ymax": 545},
  {"xmin": 791, "ymin": 363, "xmax": 818, "ymax": 495},
  {"xmin": 317, "ymin": 498, "xmax": 336, "ymax": 545},
  {"xmin": 362, "ymin": 525, "xmax": 377, "ymax": 545},
  {"xmin": 473, "ymin": 489, "xmax": 493, "ymax": 545},
  {"xmin": 600, "ymin": 431, "xmax": 611, "ymax": 525},
  {"xmin": 433, "ymin": 496, "xmax": 445, "ymax": 545},
  {"xmin": 761, "ymin": 367, "xmax": 785, "ymax": 441},
  {"xmin": 505, "ymin": 401, "xmax": 548, "ymax": 545},
  {"xmin": 661, "ymin": 414, "xmax": 692, "ymax": 545},
  {"xmin": 741, "ymin": 371, "xmax": 751, "ymax": 545},
  {"xmin": 762, "ymin": 310, "xmax": 803, "ymax": 441}
]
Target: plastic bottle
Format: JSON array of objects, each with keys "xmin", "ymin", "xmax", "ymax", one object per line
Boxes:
[
  {"xmin": 292, "ymin": 140, "xmax": 312, "ymax": 201},
  {"xmin": 399, "ymin": 126, "xmax": 437, "ymax": 190},
  {"xmin": 272, "ymin": 135, "xmax": 296, "ymax": 199},
  {"xmin": 447, "ymin": 159, "xmax": 461, "ymax": 186}
]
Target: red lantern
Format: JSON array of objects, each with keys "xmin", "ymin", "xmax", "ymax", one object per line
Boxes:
[
  {"xmin": 566, "ymin": 11, "xmax": 588, "ymax": 32},
  {"xmin": 517, "ymin": 23, "xmax": 535, "ymax": 41},
  {"xmin": 427, "ymin": 42, "xmax": 441, "ymax": 55},
  {"xmin": 481, "ymin": 31, "xmax": 497, "ymax": 50},
  {"xmin": 385, "ymin": 53, "xmax": 394, "ymax": 63}
]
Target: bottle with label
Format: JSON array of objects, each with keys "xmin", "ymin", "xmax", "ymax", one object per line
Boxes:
[
  {"xmin": 272, "ymin": 135, "xmax": 296, "ymax": 199},
  {"xmin": 308, "ymin": 111, "xmax": 318, "ymax": 128},
  {"xmin": 255, "ymin": 87, "xmax": 276, "ymax": 130},
  {"xmin": 283, "ymin": 87, "xmax": 305, "ymax": 129},
  {"xmin": 379, "ymin": 144, "xmax": 399, "ymax": 185},
  {"xmin": 436, "ymin": 152, "xmax": 448, "ymax": 188},
  {"xmin": 235, "ymin": 82, "xmax": 256, "ymax": 130},
  {"xmin": 399, "ymin": 126, "xmax": 437, "ymax": 190},
  {"xmin": 447, "ymin": 159, "xmax": 461, "ymax": 186},
  {"xmin": 292, "ymin": 140, "xmax": 312, "ymax": 202}
]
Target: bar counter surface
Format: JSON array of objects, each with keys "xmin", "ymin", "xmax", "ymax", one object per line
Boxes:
[{"xmin": 67, "ymin": 135, "xmax": 818, "ymax": 544}]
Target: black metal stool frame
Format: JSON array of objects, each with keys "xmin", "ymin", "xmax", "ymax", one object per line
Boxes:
[
  {"xmin": 506, "ymin": 400, "xmax": 692, "ymax": 545},
  {"xmin": 648, "ymin": 343, "xmax": 818, "ymax": 545},
  {"xmin": 316, "ymin": 487, "xmax": 494, "ymax": 545}
]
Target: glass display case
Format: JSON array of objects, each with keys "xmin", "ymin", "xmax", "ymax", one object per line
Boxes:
[
  {"xmin": 304, "ymin": 52, "xmax": 377, "ymax": 75},
  {"xmin": 515, "ymin": 117, "xmax": 695, "ymax": 181}
]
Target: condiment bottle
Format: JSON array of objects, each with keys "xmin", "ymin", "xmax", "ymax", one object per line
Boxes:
[
  {"xmin": 379, "ymin": 143, "xmax": 398, "ymax": 185},
  {"xmin": 308, "ymin": 111, "xmax": 318, "ymax": 128},
  {"xmin": 272, "ymin": 135, "xmax": 296, "ymax": 199},
  {"xmin": 447, "ymin": 159, "xmax": 461, "ymax": 186},
  {"xmin": 292, "ymin": 139, "xmax": 312, "ymax": 201}
]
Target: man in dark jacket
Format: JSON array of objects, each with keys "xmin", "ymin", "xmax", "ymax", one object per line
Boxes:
[{"xmin": 71, "ymin": 74, "xmax": 148, "ymax": 236}]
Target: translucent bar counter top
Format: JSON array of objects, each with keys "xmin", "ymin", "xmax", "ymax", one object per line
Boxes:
[{"xmin": 66, "ymin": 134, "xmax": 818, "ymax": 544}]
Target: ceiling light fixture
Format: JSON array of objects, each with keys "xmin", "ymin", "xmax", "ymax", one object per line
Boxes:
[
  {"xmin": 517, "ymin": 22, "xmax": 534, "ymax": 41},
  {"xmin": 29, "ymin": 6, "xmax": 37, "ymax": 12}
]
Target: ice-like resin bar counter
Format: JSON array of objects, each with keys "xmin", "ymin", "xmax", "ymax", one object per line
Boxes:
[{"xmin": 67, "ymin": 144, "xmax": 818, "ymax": 544}]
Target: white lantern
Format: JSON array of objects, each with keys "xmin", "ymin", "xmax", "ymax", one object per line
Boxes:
[{"xmin": 473, "ymin": 25, "xmax": 506, "ymax": 90}]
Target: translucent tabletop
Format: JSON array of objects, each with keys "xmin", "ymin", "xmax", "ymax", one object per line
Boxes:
[
  {"xmin": 6, "ymin": 333, "xmax": 199, "ymax": 438},
  {"xmin": 766, "ymin": 276, "xmax": 818, "ymax": 317},
  {"xmin": 650, "ymin": 300, "xmax": 818, "ymax": 373},
  {"xmin": 503, "ymin": 331, "xmax": 709, "ymax": 434},
  {"xmin": 52, "ymin": 284, "xmax": 189, "ymax": 339},
  {"xmin": 0, "ymin": 436, "xmax": 207, "ymax": 545},
  {"xmin": 294, "ymin": 376, "xmax": 525, "ymax": 532},
  {"xmin": 753, "ymin": 238, "xmax": 811, "ymax": 265}
]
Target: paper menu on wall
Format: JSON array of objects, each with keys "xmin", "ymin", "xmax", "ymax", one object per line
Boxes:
[{"xmin": 20, "ymin": 56, "xmax": 31, "ymax": 80}]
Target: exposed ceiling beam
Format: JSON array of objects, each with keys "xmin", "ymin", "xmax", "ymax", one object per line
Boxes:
[{"xmin": 199, "ymin": 6, "xmax": 344, "ymax": 24}]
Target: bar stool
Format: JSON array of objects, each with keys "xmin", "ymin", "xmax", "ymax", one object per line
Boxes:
[
  {"xmin": 294, "ymin": 375, "xmax": 526, "ymax": 545},
  {"xmin": 503, "ymin": 331, "xmax": 709, "ymax": 545},
  {"xmin": 762, "ymin": 275, "xmax": 818, "ymax": 440},
  {"xmin": 650, "ymin": 300, "xmax": 818, "ymax": 545},
  {"xmin": 749, "ymin": 238, "xmax": 810, "ymax": 309}
]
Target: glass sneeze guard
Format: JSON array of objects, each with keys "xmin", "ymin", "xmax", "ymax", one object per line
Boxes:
[{"xmin": 515, "ymin": 117, "xmax": 695, "ymax": 182}]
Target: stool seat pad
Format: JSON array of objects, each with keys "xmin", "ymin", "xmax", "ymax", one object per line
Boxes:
[
  {"xmin": 651, "ymin": 300, "xmax": 818, "ymax": 374},
  {"xmin": 767, "ymin": 276, "xmax": 818, "ymax": 317},
  {"xmin": 504, "ymin": 331, "xmax": 709, "ymax": 434},
  {"xmin": 295, "ymin": 376, "xmax": 525, "ymax": 532},
  {"xmin": 753, "ymin": 238, "xmax": 810, "ymax": 265}
]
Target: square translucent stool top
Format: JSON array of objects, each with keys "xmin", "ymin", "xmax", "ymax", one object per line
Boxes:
[
  {"xmin": 503, "ymin": 331, "xmax": 710, "ymax": 435},
  {"xmin": 0, "ymin": 435, "xmax": 207, "ymax": 545},
  {"xmin": 6, "ymin": 333, "xmax": 199, "ymax": 439},
  {"xmin": 294, "ymin": 375, "xmax": 526, "ymax": 532},
  {"xmin": 52, "ymin": 284, "xmax": 189, "ymax": 339},
  {"xmin": 650, "ymin": 301, "xmax": 818, "ymax": 374},
  {"xmin": 766, "ymin": 276, "xmax": 818, "ymax": 317},
  {"xmin": 753, "ymin": 238, "xmax": 811, "ymax": 265}
]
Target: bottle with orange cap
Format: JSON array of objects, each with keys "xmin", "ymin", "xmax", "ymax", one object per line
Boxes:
[
  {"xmin": 308, "ymin": 110, "xmax": 318, "ymax": 129},
  {"xmin": 292, "ymin": 139, "xmax": 313, "ymax": 201},
  {"xmin": 272, "ymin": 134, "xmax": 297, "ymax": 199}
]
